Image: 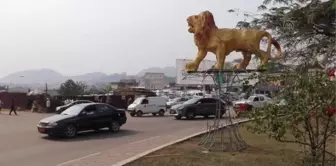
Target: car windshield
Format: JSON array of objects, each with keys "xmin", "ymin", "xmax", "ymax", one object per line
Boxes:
[
  {"xmin": 248, "ymin": 96, "xmax": 258, "ymax": 100},
  {"xmin": 183, "ymin": 98, "xmax": 199, "ymax": 105},
  {"xmin": 133, "ymin": 98, "xmax": 143, "ymax": 104},
  {"xmin": 61, "ymin": 105, "xmax": 84, "ymax": 115}
]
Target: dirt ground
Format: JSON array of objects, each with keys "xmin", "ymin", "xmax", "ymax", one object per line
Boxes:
[{"xmin": 126, "ymin": 123, "xmax": 336, "ymax": 166}]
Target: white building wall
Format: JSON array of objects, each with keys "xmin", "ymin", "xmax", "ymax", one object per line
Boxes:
[{"xmin": 143, "ymin": 73, "xmax": 165, "ymax": 90}]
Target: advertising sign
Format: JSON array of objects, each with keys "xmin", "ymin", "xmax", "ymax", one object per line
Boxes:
[{"xmin": 176, "ymin": 59, "xmax": 216, "ymax": 85}]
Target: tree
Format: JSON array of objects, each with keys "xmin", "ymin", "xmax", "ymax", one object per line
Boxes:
[
  {"xmin": 101, "ymin": 84, "xmax": 113, "ymax": 93},
  {"xmin": 229, "ymin": 0, "xmax": 336, "ymax": 165},
  {"xmin": 58, "ymin": 79, "xmax": 87, "ymax": 96},
  {"xmin": 86, "ymin": 85, "xmax": 104, "ymax": 94}
]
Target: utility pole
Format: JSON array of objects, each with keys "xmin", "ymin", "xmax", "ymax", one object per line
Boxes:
[{"xmin": 45, "ymin": 83, "xmax": 48, "ymax": 95}]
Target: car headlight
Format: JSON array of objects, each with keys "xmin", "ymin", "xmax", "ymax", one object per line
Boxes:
[{"xmin": 49, "ymin": 122, "xmax": 58, "ymax": 126}]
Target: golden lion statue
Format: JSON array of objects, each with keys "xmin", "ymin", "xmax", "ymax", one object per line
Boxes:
[{"xmin": 185, "ymin": 10, "xmax": 283, "ymax": 72}]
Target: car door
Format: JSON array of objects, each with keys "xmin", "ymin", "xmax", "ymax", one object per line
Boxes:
[
  {"xmin": 95, "ymin": 104, "xmax": 114, "ymax": 128},
  {"xmin": 195, "ymin": 98, "xmax": 211, "ymax": 115},
  {"xmin": 259, "ymin": 96, "xmax": 266, "ymax": 106},
  {"xmin": 140, "ymin": 98, "xmax": 150, "ymax": 113},
  {"xmin": 253, "ymin": 96, "xmax": 261, "ymax": 108},
  {"xmin": 206, "ymin": 98, "xmax": 218, "ymax": 115},
  {"xmin": 77, "ymin": 105, "xmax": 97, "ymax": 130}
]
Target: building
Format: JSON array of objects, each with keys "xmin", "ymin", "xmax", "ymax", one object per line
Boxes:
[
  {"xmin": 142, "ymin": 72, "xmax": 166, "ymax": 90},
  {"xmin": 110, "ymin": 78, "xmax": 138, "ymax": 90}
]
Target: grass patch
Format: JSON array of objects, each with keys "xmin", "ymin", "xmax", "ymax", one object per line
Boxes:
[{"xmin": 125, "ymin": 123, "xmax": 335, "ymax": 166}]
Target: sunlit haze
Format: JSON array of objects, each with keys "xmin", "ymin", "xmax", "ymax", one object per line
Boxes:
[{"xmin": 0, "ymin": 0, "xmax": 261, "ymax": 77}]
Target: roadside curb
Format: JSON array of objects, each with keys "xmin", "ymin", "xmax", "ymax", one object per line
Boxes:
[{"xmin": 112, "ymin": 119, "xmax": 251, "ymax": 166}]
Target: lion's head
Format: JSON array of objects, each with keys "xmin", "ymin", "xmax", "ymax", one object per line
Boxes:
[{"xmin": 187, "ymin": 11, "xmax": 217, "ymax": 47}]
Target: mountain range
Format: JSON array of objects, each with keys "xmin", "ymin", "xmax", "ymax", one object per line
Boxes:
[{"xmin": 0, "ymin": 67, "xmax": 176, "ymax": 89}]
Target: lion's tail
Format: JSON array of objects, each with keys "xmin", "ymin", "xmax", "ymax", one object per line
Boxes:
[
  {"xmin": 259, "ymin": 31, "xmax": 283, "ymax": 60},
  {"xmin": 269, "ymin": 39, "xmax": 283, "ymax": 60}
]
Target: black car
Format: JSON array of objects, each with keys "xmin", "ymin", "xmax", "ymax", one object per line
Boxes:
[
  {"xmin": 55, "ymin": 100, "xmax": 94, "ymax": 114},
  {"xmin": 37, "ymin": 103, "xmax": 127, "ymax": 138},
  {"xmin": 173, "ymin": 97, "xmax": 226, "ymax": 120}
]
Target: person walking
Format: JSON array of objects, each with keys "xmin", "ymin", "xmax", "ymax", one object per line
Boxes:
[
  {"xmin": 0, "ymin": 100, "xmax": 3, "ymax": 114},
  {"xmin": 127, "ymin": 97, "xmax": 133, "ymax": 106},
  {"xmin": 46, "ymin": 98, "xmax": 51, "ymax": 112},
  {"xmin": 31, "ymin": 100, "xmax": 37, "ymax": 113},
  {"xmin": 9, "ymin": 98, "xmax": 17, "ymax": 115}
]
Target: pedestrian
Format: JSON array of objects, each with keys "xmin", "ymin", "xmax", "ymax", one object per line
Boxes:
[
  {"xmin": 9, "ymin": 98, "xmax": 18, "ymax": 115},
  {"xmin": 31, "ymin": 100, "xmax": 38, "ymax": 112},
  {"xmin": 0, "ymin": 100, "xmax": 2, "ymax": 114},
  {"xmin": 127, "ymin": 97, "xmax": 133, "ymax": 106},
  {"xmin": 46, "ymin": 98, "xmax": 51, "ymax": 112}
]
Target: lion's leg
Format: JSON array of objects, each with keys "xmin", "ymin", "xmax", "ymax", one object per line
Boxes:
[
  {"xmin": 214, "ymin": 48, "xmax": 226, "ymax": 70},
  {"xmin": 185, "ymin": 50, "xmax": 207, "ymax": 72},
  {"xmin": 238, "ymin": 52, "xmax": 252, "ymax": 69},
  {"xmin": 254, "ymin": 50, "xmax": 269, "ymax": 69},
  {"xmin": 260, "ymin": 50, "xmax": 270, "ymax": 68}
]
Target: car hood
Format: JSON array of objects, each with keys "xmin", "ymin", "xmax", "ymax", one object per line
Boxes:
[
  {"xmin": 116, "ymin": 108, "xmax": 125, "ymax": 111},
  {"xmin": 40, "ymin": 114, "xmax": 75, "ymax": 123},
  {"xmin": 166, "ymin": 101, "xmax": 175, "ymax": 105},
  {"xmin": 233, "ymin": 100, "xmax": 249, "ymax": 105},
  {"xmin": 171, "ymin": 103, "xmax": 183, "ymax": 109},
  {"xmin": 56, "ymin": 105, "xmax": 68, "ymax": 109},
  {"xmin": 128, "ymin": 104, "xmax": 137, "ymax": 109},
  {"xmin": 171, "ymin": 103, "xmax": 193, "ymax": 110}
]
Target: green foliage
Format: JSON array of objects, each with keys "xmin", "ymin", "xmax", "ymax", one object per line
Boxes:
[
  {"xmin": 86, "ymin": 85, "xmax": 105, "ymax": 94},
  {"xmin": 229, "ymin": 0, "xmax": 336, "ymax": 164},
  {"xmin": 247, "ymin": 71, "xmax": 336, "ymax": 163},
  {"xmin": 58, "ymin": 79, "xmax": 87, "ymax": 96},
  {"xmin": 101, "ymin": 84, "xmax": 113, "ymax": 93}
]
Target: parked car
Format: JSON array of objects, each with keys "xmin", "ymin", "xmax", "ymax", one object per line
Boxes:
[
  {"xmin": 37, "ymin": 103, "xmax": 127, "ymax": 138},
  {"xmin": 55, "ymin": 100, "xmax": 94, "ymax": 114},
  {"xmin": 127, "ymin": 96, "xmax": 167, "ymax": 117},
  {"xmin": 233, "ymin": 94, "xmax": 273, "ymax": 114},
  {"xmin": 169, "ymin": 103, "xmax": 184, "ymax": 114},
  {"xmin": 172, "ymin": 97, "xmax": 226, "ymax": 120},
  {"xmin": 166, "ymin": 97, "xmax": 189, "ymax": 109}
]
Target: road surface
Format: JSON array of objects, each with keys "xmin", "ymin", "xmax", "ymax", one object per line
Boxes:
[{"xmin": 0, "ymin": 111, "xmax": 223, "ymax": 166}]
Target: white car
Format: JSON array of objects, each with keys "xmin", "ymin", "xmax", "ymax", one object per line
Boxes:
[
  {"xmin": 233, "ymin": 94, "xmax": 273, "ymax": 111},
  {"xmin": 127, "ymin": 96, "xmax": 167, "ymax": 117}
]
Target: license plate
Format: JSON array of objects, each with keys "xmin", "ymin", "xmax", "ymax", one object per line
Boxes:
[{"xmin": 38, "ymin": 128, "xmax": 46, "ymax": 133}]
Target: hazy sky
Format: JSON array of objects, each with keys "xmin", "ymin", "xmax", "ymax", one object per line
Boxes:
[{"xmin": 0, "ymin": 0, "xmax": 262, "ymax": 77}]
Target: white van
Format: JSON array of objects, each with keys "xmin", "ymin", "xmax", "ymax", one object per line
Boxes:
[{"xmin": 127, "ymin": 96, "xmax": 167, "ymax": 117}]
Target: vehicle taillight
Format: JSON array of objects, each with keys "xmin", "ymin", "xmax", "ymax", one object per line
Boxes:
[
  {"xmin": 327, "ymin": 107, "xmax": 336, "ymax": 117},
  {"xmin": 239, "ymin": 104, "xmax": 249, "ymax": 112}
]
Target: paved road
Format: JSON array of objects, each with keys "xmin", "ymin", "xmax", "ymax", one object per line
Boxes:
[{"xmin": 0, "ymin": 111, "xmax": 227, "ymax": 166}]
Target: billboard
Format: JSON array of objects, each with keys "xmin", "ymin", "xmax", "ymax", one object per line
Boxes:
[{"xmin": 176, "ymin": 59, "xmax": 216, "ymax": 85}]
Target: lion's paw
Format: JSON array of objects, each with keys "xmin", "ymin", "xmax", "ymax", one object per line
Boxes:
[{"xmin": 185, "ymin": 62, "xmax": 199, "ymax": 72}]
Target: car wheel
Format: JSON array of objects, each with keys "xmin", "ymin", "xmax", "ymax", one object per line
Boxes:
[
  {"xmin": 130, "ymin": 112, "xmax": 135, "ymax": 117},
  {"xmin": 136, "ymin": 111, "xmax": 143, "ymax": 117},
  {"xmin": 109, "ymin": 121, "xmax": 120, "ymax": 132},
  {"xmin": 203, "ymin": 115, "xmax": 209, "ymax": 119},
  {"xmin": 152, "ymin": 113, "xmax": 157, "ymax": 116},
  {"xmin": 158, "ymin": 109, "xmax": 165, "ymax": 116},
  {"xmin": 64, "ymin": 124, "xmax": 77, "ymax": 138},
  {"xmin": 175, "ymin": 115, "xmax": 182, "ymax": 120},
  {"xmin": 186, "ymin": 111, "xmax": 195, "ymax": 120}
]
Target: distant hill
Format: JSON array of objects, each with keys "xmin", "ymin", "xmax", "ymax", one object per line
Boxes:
[{"xmin": 0, "ymin": 66, "xmax": 177, "ymax": 88}]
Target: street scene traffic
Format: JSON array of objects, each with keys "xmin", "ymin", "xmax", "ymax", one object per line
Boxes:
[{"xmin": 0, "ymin": 0, "xmax": 335, "ymax": 166}]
